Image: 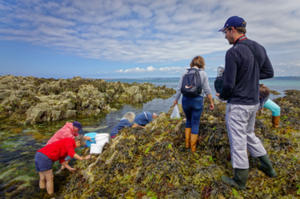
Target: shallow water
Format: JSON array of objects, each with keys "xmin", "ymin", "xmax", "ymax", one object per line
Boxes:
[{"xmin": 0, "ymin": 95, "xmax": 175, "ymax": 198}]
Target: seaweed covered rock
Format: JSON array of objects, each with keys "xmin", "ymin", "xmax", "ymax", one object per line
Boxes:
[
  {"xmin": 56, "ymin": 94, "xmax": 299, "ymax": 198},
  {"xmin": 0, "ymin": 75, "xmax": 175, "ymax": 124}
]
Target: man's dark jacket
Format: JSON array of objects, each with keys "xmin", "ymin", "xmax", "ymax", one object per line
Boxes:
[{"xmin": 220, "ymin": 37, "xmax": 274, "ymax": 104}]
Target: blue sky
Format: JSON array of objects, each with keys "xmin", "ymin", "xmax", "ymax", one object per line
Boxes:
[{"xmin": 0, "ymin": 0, "xmax": 300, "ymax": 78}]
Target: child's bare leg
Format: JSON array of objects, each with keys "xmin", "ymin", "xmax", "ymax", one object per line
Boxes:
[
  {"xmin": 44, "ymin": 169, "xmax": 54, "ymax": 195},
  {"xmin": 38, "ymin": 172, "xmax": 46, "ymax": 189}
]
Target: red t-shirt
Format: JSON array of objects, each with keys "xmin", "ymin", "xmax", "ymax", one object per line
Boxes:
[{"xmin": 38, "ymin": 138, "xmax": 76, "ymax": 163}]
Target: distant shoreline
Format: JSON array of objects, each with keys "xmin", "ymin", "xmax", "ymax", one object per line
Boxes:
[{"xmin": 1, "ymin": 74, "xmax": 299, "ymax": 80}]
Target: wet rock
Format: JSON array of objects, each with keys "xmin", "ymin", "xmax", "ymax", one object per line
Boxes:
[
  {"xmin": 0, "ymin": 75, "xmax": 175, "ymax": 124},
  {"xmin": 25, "ymin": 107, "xmax": 46, "ymax": 124},
  {"xmin": 51, "ymin": 110, "xmax": 62, "ymax": 121},
  {"xmin": 64, "ymin": 110, "xmax": 77, "ymax": 118}
]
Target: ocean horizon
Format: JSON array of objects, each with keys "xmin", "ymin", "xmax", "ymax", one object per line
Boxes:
[{"xmin": 106, "ymin": 76, "xmax": 300, "ymax": 97}]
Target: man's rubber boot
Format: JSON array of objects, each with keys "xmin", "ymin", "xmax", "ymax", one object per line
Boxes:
[
  {"xmin": 185, "ymin": 128, "xmax": 191, "ymax": 149},
  {"xmin": 190, "ymin": 134, "xmax": 198, "ymax": 152},
  {"xmin": 221, "ymin": 169, "xmax": 248, "ymax": 190},
  {"xmin": 258, "ymin": 155, "xmax": 277, "ymax": 177},
  {"xmin": 272, "ymin": 116, "xmax": 280, "ymax": 128}
]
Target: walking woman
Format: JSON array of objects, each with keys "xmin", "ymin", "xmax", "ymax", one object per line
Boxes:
[{"xmin": 173, "ymin": 55, "xmax": 214, "ymax": 152}]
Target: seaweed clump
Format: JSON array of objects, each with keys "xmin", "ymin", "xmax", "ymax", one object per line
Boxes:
[{"xmin": 56, "ymin": 91, "xmax": 299, "ymax": 199}]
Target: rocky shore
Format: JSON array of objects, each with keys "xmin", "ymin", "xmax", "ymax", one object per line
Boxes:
[
  {"xmin": 0, "ymin": 75, "xmax": 176, "ymax": 199},
  {"xmin": 0, "ymin": 75, "xmax": 175, "ymax": 125},
  {"xmin": 0, "ymin": 75, "xmax": 299, "ymax": 198},
  {"xmin": 48, "ymin": 90, "xmax": 299, "ymax": 199}
]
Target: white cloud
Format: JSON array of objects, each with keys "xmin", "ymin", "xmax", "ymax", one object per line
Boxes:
[
  {"xmin": 159, "ymin": 66, "xmax": 184, "ymax": 72},
  {"xmin": 147, "ymin": 66, "xmax": 156, "ymax": 72},
  {"xmin": 117, "ymin": 66, "xmax": 155, "ymax": 73},
  {"xmin": 1, "ymin": 0, "xmax": 300, "ymax": 75},
  {"xmin": 116, "ymin": 65, "xmax": 185, "ymax": 74}
]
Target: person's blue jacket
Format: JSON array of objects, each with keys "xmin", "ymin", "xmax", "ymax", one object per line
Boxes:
[
  {"xmin": 134, "ymin": 111, "xmax": 153, "ymax": 126},
  {"xmin": 220, "ymin": 37, "xmax": 274, "ymax": 105},
  {"xmin": 110, "ymin": 119, "xmax": 132, "ymax": 138}
]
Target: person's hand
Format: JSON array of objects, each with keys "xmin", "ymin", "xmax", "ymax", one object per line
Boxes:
[
  {"xmin": 68, "ymin": 167, "xmax": 76, "ymax": 172},
  {"xmin": 216, "ymin": 93, "xmax": 220, "ymax": 97},
  {"xmin": 132, "ymin": 123, "xmax": 138, "ymax": 128},
  {"xmin": 172, "ymin": 100, "xmax": 178, "ymax": 107},
  {"xmin": 84, "ymin": 136, "xmax": 92, "ymax": 141},
  {"xmin": 210, "ymin": 103, "xmax": 214, "ymax": 110},
  {"xmin": 84, "ymin": 155, "xmax": 91, "ymax": 160}
]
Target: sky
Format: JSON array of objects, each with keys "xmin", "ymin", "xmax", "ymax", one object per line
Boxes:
[{"xmin": 0, "ymin": 0, "xmax": 300, "ymax": 78}]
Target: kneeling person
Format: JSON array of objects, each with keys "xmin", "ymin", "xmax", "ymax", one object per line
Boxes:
[
  {"xmin": 110, "ymin": 112, "xmax": 135, "ymax": 138},
  {"xmin": 34, "ymin": 136, "xmax": 90, "ymax": 197},
  {"xmin": 132, "ymin": 111, "xmax": 158, "ymax": 128}
]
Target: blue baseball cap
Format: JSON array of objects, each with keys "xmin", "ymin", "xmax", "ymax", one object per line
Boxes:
[
  {"xmin": 219, "ymin": 16, "xmax": 246, "ymax": 32},
  {"xmin": 73, "ymin": 121, "xmax": 82, "ymax": 130}
]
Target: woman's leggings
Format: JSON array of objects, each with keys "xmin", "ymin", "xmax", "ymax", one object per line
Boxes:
[
  {"xmin": 182, "ymin": 95, "xmax": 203, "ymax": 134},
  {"xmin": 263, "ymin": 99, "xmax": 280, "ymax": 116}
]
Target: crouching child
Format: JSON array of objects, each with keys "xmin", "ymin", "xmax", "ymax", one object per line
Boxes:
[{"xmin": 34, "ymin": 136, "xmax": 90, "ymax": 197}]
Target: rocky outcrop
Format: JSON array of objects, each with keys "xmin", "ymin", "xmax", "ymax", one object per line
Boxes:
[
  {"xmin": 0, "ymin": 75, "xmax": 175, "ymax": 124},
  {"xmin": 52, "ymin": 90, "xmax": 299, "ymax": 199}
]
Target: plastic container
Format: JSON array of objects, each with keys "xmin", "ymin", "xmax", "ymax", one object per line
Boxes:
[
  {"xmin": 90, "ymin": 143, "xmax": 104, "ymax": 154},
  {"xmin": 89, "ymin": 133, "xmax": 110, "ymax": 154},
  {"xmin": 84, "ymin": 132, "xmax": 97, "ymax": 147}
]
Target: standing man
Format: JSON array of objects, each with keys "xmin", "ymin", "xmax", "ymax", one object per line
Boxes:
[{"xmin": 218, "ymin": 16, "xmax": 276, "ymax": 189}]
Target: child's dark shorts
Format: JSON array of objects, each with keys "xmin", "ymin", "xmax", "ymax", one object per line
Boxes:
[{"xmin": 35, "ymin": 152, "xmax": 53, "ymax": 172}]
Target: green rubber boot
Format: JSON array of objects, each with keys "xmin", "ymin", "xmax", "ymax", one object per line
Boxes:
[
  {"xmin": 258, "ymin": 155, "xmax": 277, "ymax": 177},
  {"xmin": 221, "ymin": 169, "xmax": 248, "ymax": 190}
]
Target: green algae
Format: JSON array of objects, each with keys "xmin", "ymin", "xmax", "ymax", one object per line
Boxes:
[
  {"xmin": 0, "ymin": 88, "xmax": 299, "ymax": 199},
  {"xmin": 0, "ymin": 168, "xmax": 17, "ymax": 180},
  {"xmin": 54, "ymin": 90, "xmax": 300, "ymax": 199}
]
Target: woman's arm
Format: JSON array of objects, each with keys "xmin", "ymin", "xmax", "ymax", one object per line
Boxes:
[{"xmin": 207, "ymin": 94, "xmax": 214, "ymax": 110}]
